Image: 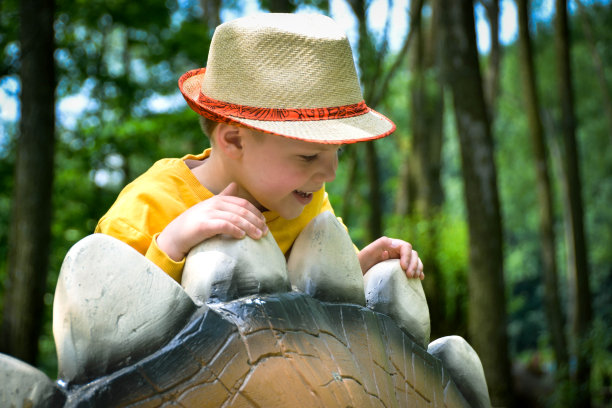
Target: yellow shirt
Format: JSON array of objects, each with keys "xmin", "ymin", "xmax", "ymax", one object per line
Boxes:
[{"xmin": 95, "ymin": 148, "xmax": 336, "ymax": 282}]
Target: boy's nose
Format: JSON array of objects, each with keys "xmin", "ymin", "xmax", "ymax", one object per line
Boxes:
[{"xmin": 317, "ymin": 156, "xmax": 337, "ymax": 183}]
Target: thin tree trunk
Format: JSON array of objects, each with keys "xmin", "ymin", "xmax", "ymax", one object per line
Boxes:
[
  {"xmin": 364, "ymin": 141, "xmax": 382, "ymax": 240},
  {"xmin": 348, "ymin": 0, "xmax": 383, "ymax": 242},
  {"xmin": 554, "ymin": 0, "xmax": 593, "ymax": 405},
  {"xmin": 0, "ymin": 0, "xmax": 56, "ymax": 364},
  {"xmin": 516, "ymin": 0, "xmax": 569, "ymax": 381},
  {"xmin": 368, "ymin": 0, "xmax": 423, "ymax": 107},
  {"xmin": 340, "ymin": 145, "xmax": 359, "ymax": 226},
  {"xmin": 574, "ymin": 0, "xmax": 612, "ymax": 146},
  {"xmin": 406, "ymin": 0, "xmax": 446, "ymax": 338},
  {"xmin": 392, "ymin": 0, "xmax": 427, "ymax": 216},
  {"xmin": 481, "ymin": 0, "xmax": 501, "ymax": 121},
  {"xmin": 263, "ymin": 0, "xmax": 294, "ymax": 13},
  {"xmin": 439, "ymin": 1, "xmax": 512, "ymax": 405},
  {"xmin": 199, "ymin": 0, "xmax": 221, "ymax": 29}
]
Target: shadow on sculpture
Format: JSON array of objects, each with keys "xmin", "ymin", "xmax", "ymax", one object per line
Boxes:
[{"xmin": 0, "ymin": 212, "xmax": 491, "ymax": 408}]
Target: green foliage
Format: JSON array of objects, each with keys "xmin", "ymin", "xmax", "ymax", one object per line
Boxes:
[
  {"xmin": 1, "ymin": 0, "xmax": 214, "ymax": 377},
  {"xmin": 1, "ymin": 3, "xmax": 611, "ymax": 402},
  {"xmin": 590, "ymin": 319, "xmax": 612, "ymax": 406},
  {"xmin": 0, "ymin": 0, "xmax": 19, "ymax": 77},
  {"xmin": 387, "ymin": 210, "xmax": 469, "ymax": 325}
]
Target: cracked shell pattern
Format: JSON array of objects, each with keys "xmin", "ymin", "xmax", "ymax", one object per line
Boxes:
[{"xmin": 62, "ymin": 292, "xmax": 470, "ymax": 408}]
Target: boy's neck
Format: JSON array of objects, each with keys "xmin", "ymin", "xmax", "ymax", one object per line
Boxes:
[
  {"xmin": 190, "ymin": 150, "xmax": 263, "ymax": 211},
  {"xmin": 190, "ymin": 150, "xmax": 227, "ymax": 195}
]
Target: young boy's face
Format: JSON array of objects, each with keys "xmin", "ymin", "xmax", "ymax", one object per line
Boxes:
[{"xmin": 237, "ymin": 130, "xmax": 340, "ymax": 220}]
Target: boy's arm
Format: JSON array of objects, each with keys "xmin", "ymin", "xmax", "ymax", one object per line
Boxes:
[
  {"xmin": 96, "ymin": 183, "xmax": 267, "ymax": 282},
  {"xmin": 156, "ymin": 183, "xmax": 268, "ymax": 263},
  {"xmin": 95, "ymin": 218, "xmax": 186, "ymax": 282}
]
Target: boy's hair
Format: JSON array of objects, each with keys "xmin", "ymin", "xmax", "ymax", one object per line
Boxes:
[
  {"xmin": 199, "ymin": 116, "xmax": 266, "ymax": 145},
  {"xmin": 199, "ymin": 115, "xmax": 219, "ymax": 141}
]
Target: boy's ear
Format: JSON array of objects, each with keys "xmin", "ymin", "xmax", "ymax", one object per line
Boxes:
[{"xmin": 215, "ymin": 123, "xmax": 244, "ymax": 158}]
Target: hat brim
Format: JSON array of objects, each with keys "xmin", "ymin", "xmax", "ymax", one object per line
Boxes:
[{"xmin": 179, "ymin": 69, "xmax": 396, "ymax": 144}]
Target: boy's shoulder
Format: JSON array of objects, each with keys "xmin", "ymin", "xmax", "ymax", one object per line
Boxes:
[{"xmin": 117, "ymin": 150, "xmax": 212, "ymax": 202}]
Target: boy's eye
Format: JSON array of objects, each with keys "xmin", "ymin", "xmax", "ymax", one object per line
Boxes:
[{"xmin": 300, "ymin": 154, "xmax": 318, "ymax": 162}]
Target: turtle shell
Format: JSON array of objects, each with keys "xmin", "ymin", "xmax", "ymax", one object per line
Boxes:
[{"xmin": 61, "ymin": 292, "xmax": 469, "ymax": 407}]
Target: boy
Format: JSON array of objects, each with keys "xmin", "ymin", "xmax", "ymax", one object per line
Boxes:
[{"xmin": 95, "ymin": 13, "xmax": 424, "ymax": 283}]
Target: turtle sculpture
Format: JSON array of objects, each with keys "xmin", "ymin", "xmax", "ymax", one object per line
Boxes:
[{"xmin": 1, "ymin": 212, "xmax": 491, "ymax": 408}]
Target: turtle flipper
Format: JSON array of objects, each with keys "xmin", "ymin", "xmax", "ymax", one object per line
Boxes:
[
  {"xmin": 287, "ymin": 211, "xmax": 365, "ymax": 305},
  {"xmin": 182, "ymin": 231, "xmax": 290, "ymax": 304},
  {"xmin": 0, "ymin": 353, "xmax": 65, "ymax": 407},
  {"xmin": 363, "ymin": 258, "xmax": 431, "ymax": 348},
  {"xmin": 53, "ymin": 233, "xmax": 198, "ymax": 385}
]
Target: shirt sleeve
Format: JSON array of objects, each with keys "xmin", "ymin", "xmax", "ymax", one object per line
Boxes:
[
  {"xmin": 145, "ymin": 233, "xmax": 185, "ymax": 282},
  {"xmin": 95, "ymin": 218, "xmax": 185, "ymax": 282}
]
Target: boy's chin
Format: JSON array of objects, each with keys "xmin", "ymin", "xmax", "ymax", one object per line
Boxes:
[
  {"xmin": 278, "ymin": 210, "xmax": 303, "ymax": 220},
  {"xmin": 276, "ymin": 206, "xmax": 305, "ymax": 220}
]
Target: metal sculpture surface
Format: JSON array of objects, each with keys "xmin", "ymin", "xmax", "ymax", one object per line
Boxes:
[{"xmin": 0, "ymin": 212, "xmax": 491, "ymax": 408}]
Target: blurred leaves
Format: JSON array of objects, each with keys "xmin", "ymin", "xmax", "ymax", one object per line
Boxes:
[{"xmin": 0, "ymin": 1, "xmax": 611, "ymax": 401}]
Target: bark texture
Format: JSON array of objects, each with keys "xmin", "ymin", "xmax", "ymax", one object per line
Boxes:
[
  {"xmin": 403, "ymin": 0, "xmax": 446, "ymax": 339},
  {"xmin": 0, "ymin": 0, "xmax": 56, "ymax": 364},
  {"xmin": 481, "ymin": 0, "xmax": 501, "ymax": 120},
  {"xmin": 438, "ymin": 1, "xmax": 512, "ymax": 405},
  {"xmin": 575, "ymin": 0, "xmax": 612, "ymax": 145},
  {"xmin": 517, "ymin": 0, "xmax": 569, "ymax": 377},
  {"xmin": 554, "ymin": 0, "xmax": 593, "ymax": 404},
  {"xmin": 348, "ymin": 0, "xmax": 384, "ymax": 242}
]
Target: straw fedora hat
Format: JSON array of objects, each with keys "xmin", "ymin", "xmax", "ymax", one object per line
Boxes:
[{"xmin": 178, "ymin": 13, "xmax": 395, "ymax": 144}]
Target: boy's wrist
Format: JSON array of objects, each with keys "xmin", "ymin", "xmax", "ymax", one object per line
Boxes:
[
  {"xmin": 146, "ymin": 233, "xmax": 186, "ymax": 282},
  {"xmin": 156, "ymin": 232, "xmax": 186, "ymax": 262}
]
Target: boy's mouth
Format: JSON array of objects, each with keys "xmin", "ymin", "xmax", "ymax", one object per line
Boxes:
[
  {"xmin": 294, "ymin": 189, "xmax": 312, "ymax": 198},
  {"xmin": 293, "ymin": 189, "xmax": 314, "ymax": 204}
]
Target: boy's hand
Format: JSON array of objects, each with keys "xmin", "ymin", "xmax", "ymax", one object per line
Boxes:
[
  {"xmin": 358, "ymin": 237, "xmax": 424, "ymax": 280},
  {"xmin": 156, "ymin": 182, "xmax": 268, "ymax": 262}
]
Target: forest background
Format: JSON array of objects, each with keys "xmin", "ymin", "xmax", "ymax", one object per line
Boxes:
[{"xmin": 0, "ymin": 0, "xmax": 611, "ymax": 406}]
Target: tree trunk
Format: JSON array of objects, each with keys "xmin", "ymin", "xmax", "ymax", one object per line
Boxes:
[
  {"xmin": 516, "ymin": 0, "xmax": 569, "ymax": 381},
  {"xmin": 574, "ymin": 0, "xmax": 612, "ymax": 146},
  {"xmin": 481, "ymin": 0, "xmax": 501, "ymax": 121},
  {"xmin": 0, "ymin": 0, "xmax": 56, "ymax": 364},
  {"xmin": 262, "ymin": 0, "xmax": 294, "ymax": 13},
  {"xmin": 364, "ymin": 142, "xmax": 382, "ymax": 241},
  {"xmin": 199, "ymin": 0, "xmax": 221, "ymax": 30},
  {"xmin": 406, "ymin": 0, "xmax": 446, "ymax": 339},
  {"xmin": 347, "ymin": 0, "xmax": 384, "ymax": 242},
  {"xmin": 554, "ymin": 0, "xmax": 593, "ymax": 405},
  {"xmin": 439, "ymin": 1, "xmax": 512, "ymax": 405}
]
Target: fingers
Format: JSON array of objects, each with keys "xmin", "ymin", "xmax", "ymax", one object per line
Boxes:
[
  {"xmin": 202, "ymin": 215, "xmax": 256, "ymax": 240},
  {"xmin": 209, "ymin": 207, "xmax": 268, "ymax": 240},
  {"xmin": 417, "ymin": 258, "xmax": 425, "ymax": 280},
  {"xmin": 218, "ymin": 181, "xmax": 239, "ymax": 197},
  {"xmin": 206, "ymin": 185, "xmax": 268, "ymax": 239},
  {"xmin": 394, "ymin": 239, "xmax": 412, "ymax": 271},
  {"xmin": 381, "ymin": 250, "xmax": 390, "ymax": 261},
  {"xmin": 378, "ymin": 237, "xmax": 424, "ymax": 280}
]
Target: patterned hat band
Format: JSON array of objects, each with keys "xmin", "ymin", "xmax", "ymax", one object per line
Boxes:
[{"xmin": 198, "ymin": 94, "xmax": 370, "ymax": 122}]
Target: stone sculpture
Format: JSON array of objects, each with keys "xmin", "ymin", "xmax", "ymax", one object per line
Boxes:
[{"xmin": 0, "ymin": 212, "xmax": 491, "ymax": 408}]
